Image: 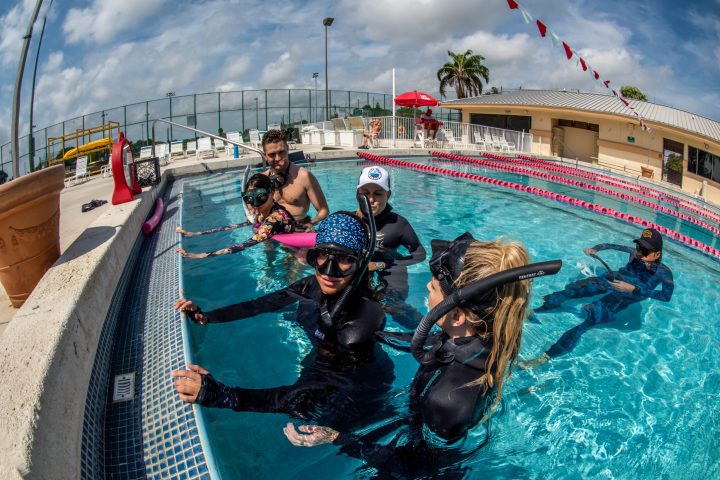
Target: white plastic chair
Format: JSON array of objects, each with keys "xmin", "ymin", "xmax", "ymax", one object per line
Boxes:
[
  {"xmin": 155, "ymin": 143, "xmax": 171, "ymax": 165},
  {"xmin": 248, "ymin": 130, "xmax": 262, "ymax": 148},
  {"xmin": 214, "ymin": 138, "xmax": 226, "ymax": 155},
  {"xmin": 225, "ymin": 132, "xmax": 243, "ymax": 156},
  {"xmin": 414, "ymin": 124, "xmax": 426, "ymax": 148},
  {"xmin": 185, "ymin": 140, "xmax": 197, "ymax": 157},
  {"xmin": 473, "ymin": 132, "xmax": 487, "ymax": 150},
  {"xmin": 65, "ymin": 155, "xmax": 90, "ymax": 187},
  {"xmin": 170, "ymin": 141, "xmax": 185, "ymax": 160},
  {"xmin": 196, "ymin": 137, "xmax": 216, "ymax": 159},
  {"xmin": 139, "ymin": 146, "xmax": 153, "ymax": 160}
]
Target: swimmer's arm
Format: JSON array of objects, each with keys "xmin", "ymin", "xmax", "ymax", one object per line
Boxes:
[
  {"xmin": 176, "ymin": 221, "xmax": 250, "ymax": 236},
  {"xmin": 304, "ymin": 171, "xmax": 329, "ymax": 226},
  {"xmin": 194, "ymin": 373, "xmax": 244, "ymax": 411},
  {"xmin": 637, "ymin": 267, "xmax": 674, "ymax": 302},
  {"xmin": 204, "ymin": 277, "xmax": 312, "ymax": 323},
  {"xmin": 589, "ymin": 243, "xmax": 632, "ymax": 254}
]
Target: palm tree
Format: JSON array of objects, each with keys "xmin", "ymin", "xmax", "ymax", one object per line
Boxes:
[{"xmin": 437, "ymin": 50, "xmax": 490, "ymax": 99}]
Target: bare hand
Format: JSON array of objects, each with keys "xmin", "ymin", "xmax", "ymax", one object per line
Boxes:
[
  {"xmin": 609, "ymin": 280, "xmax": 636, "ymax": 293},
  {"xmin": 176, "ymin": 227, "xmax": 189, "ymax": 236},
  {"xmin": 283, "ymin": 423, "xmax": 339, "ymax": 447},
  {"xmin": 584, "ymin": 248, "xmax": 597, "ymax": 256},
  {"xmin": 176, "ymin": 247, "xmax": 209, "ymax": 259},
  {"xmin": 174, "ymin": 298, "xmax": 208, "ymax": 324},
  {"xmin": 171, "ymin": 364, "xmax": 209, "ymax": 403}
]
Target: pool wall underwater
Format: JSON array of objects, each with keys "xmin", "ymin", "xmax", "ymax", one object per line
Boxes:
[{"xmin": 0, "ymin": 147, "xmax": 717, "ymax": 479}]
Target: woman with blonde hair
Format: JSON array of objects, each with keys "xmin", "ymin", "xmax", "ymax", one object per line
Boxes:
[{"xmin": 284, "ymin": 232, "xmax": 561, "ymax": 475}]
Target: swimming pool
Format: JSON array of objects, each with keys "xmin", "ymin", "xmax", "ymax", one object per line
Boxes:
[{"xmin": 180, "ymin": 158, "xmax": 720, "ymax": 479}]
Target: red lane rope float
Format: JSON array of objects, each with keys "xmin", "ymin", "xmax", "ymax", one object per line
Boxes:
[
  {"xmin": 493, "ymin": 152, "xmax": 720, "ymax": 224},
  {"xmin": 356, "ymin": 151, "xmax": 720, "ymax": 259},
  {"xmin": 516, "ymin": 153, "xmax": 720, "ymax": 223},
  {"xmin": 431, "ymin": 151, "xmax": 720, "ymax": 237}
]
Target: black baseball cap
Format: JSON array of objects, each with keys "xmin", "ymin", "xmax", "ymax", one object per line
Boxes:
[{"xmin": 633, "ymin": 228, "xmax": 662, "ymax": 252}]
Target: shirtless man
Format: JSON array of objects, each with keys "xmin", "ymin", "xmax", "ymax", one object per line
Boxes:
[
  {"xmin": 360, "ymin": 118, "xmax": 382, "ymax": 149},
  {"xmin": 261, "ymin": 129, "xmax": 329, "ymax": 230}
]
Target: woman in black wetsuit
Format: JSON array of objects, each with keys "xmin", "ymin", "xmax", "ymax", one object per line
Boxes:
[
  {"xmin": 175, "ymin": 173, "xmax": 295, "ymax": 258},
  {"xmin": 284, "ymin": 233, "xmax": 561, "ymax": 476},
  {"xmin": 356, "ymin": 165, "xmax": 427, "ymax": 328},
  {"xmin": 171, "ymin": 210, "xmax": 395, "ymax": 430}
]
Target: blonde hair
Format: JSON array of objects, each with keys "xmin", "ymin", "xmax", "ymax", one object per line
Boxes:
[{"xmin": 452, "ymin": 239, "xmax": 531, "ymax": 413}]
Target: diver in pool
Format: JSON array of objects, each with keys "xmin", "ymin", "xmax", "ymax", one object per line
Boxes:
[
  {"xmin": 356, "ymin": 166, "xmax": 427, "ymax": 329},
  {"xmin": 283, "ymin": 233, "xmax": 561, "ymax": 477},
  {"xmin": 172, "ymin": 209, "xmax": 395, "ymax": 430},
  {"xmin": 175, "ymin": 173, "xmax": 295, "ymax": 258},
  {"xmin": 527, "ymin": 227, "xmax": 674, "ymax": 366}
]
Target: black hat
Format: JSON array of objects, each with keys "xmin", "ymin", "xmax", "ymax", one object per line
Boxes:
[{"xmin": 633, "ymin": 228, "xmax": 662, "ymax": 252}]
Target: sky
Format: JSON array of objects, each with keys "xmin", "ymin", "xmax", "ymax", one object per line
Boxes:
[{"xmin": 1, "ymin": 0, "xmax": 719, "ymax": 147}]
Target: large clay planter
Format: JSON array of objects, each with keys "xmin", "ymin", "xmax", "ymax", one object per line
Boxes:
[{"xmin": 0, "ymin": 165, "xmax": 65, "ymax": 307}]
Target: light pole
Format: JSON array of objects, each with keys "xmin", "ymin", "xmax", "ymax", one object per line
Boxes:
[
  {"xmin": 323, "ymin": 17, "xmax": 334, "ymax": 122},
  {"xmin": 312, "ymin": 72, "xmax": 319, "ymax": 123},
  {"xmin": 166, "ymin": 91, "xmax": 175, "ymax": 141},
  {"xmin": 254, "ymin": 97, "xmax": 259, "ymax": 129}
]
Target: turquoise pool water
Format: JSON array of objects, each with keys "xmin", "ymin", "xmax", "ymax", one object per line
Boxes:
[{"xmin": 180, "ymin": 159, "xmax": 720, "ymax": 479}]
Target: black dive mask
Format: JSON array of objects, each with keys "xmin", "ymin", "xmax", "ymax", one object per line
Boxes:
[
  {"xmin": 429, "ymin": 232, "xmax": 475, "ymax": 296},
  {"xmin": 307, "ymin": 243, "xmax": 359, "ymax": 278},
  {"xmin": 269, "ymin": 172, "xmax": 286, "ymax": 190}
]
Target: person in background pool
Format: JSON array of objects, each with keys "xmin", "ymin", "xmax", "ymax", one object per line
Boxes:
[
  {"xmin": 356, "ymin": 165, "xmax": 426, "ymax": 329},
  {"xmin": 526, "ymin": 227, "xmax": 674, "ymax": 366},
  {"xmin": 261, "ymin": 129, "xmax": 329, "ymax": 231},
  {"xmin": 284, "ymin": 234, "xmax": 559, "ymax": 477},
  {"xmin": 172, "ymin": 212, "xmax": 394, "ymax": 430},
  {"xmin": 175, "ymin": 173, "xmax": 295, "ymax": 259}
]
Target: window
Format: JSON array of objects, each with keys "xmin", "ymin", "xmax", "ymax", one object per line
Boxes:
[
  {"xmin": 469, "ymin": 114, "xmax": 531, "ymax": 132},
  {"xmin": 688, "ymin": 146, "xmax": 720, "ymax": 183}
]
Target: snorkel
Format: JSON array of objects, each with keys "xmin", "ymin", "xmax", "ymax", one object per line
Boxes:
[
  {"xmin": 411, "ymin": 254, "xmax": 562, "ymax": 365},
  {"xmin": 320, "ymin": 193, "xmax": 377, "ymax": 327},
  {"xmin": 588, "ymin": 253, "xmax": 615, "ymax": 281}
]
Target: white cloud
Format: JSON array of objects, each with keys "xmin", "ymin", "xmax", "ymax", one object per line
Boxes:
[
  {"xmin": 0, "ymin": 0, "xmax": 36, "ymax": 66},
  {"xmin": 63, "ymin": 0, "xmax": 167, "ymax": 45},
  {"xmin": 259, "ymin": 52, "xmax": 298, "ymax": 88}
]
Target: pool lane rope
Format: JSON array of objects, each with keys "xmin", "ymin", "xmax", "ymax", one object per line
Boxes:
[
  {"xmin": 431, "ymin": 151, "xmax": 720, "ymax": 238},
  {"xmin": 356, "ymin": 152, "xmax": 720, "ymax": 259},
  {"xmin": 513, "ymin": 153, "xmax": 720, "ymax": 224}
]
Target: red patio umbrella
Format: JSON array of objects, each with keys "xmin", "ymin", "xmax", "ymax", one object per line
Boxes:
[{"xmin": 394, "ymin": 90, "xmax": 439, "ymax": 108}]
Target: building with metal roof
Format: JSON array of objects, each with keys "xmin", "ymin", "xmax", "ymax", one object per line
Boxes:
[{"xmin": 442, "ymin": 90, "xmax": 720, "ymax": 203}]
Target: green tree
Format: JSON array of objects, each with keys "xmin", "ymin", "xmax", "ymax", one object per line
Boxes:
[
  {"xmin": 620, "ymin": 85, "xmax": 648, "ymax": 102},
  {"xmin": 484, "ymin": 86, "xmax": 500, "ymax": 95},
  {"xmin": 437, "ymin": 49, "xmax": 490, "ymax": 99}
]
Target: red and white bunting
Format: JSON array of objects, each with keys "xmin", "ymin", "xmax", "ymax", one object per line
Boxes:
[{"xmin": 506, "ymin": 0, "xmax": 651, "ymax": 132}]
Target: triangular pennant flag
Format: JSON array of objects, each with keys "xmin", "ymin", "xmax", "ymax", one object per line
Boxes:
[
  {"xmin": 507, "ymin": 0, "xmax": 519, "ymax": 9},
  {"xmin": 612, "ymin": 89, "xmax": 618, "ymax": 96},
  {"xmin": 562, "ymin": 42, "xmax": 573, "ymax": 59},
  {"xmin": 620, "ymin": 97, "xmax": 630, "ymax": 106},
  {"xmin": 520, "ymin": 7, "xmax": 533, "ymax": 24},
  {"xmin": 536, "ymin": 20, "xmax": 547, "ymax": 37},
  {"xmin": 593, "ymin": 71, "xmax": 599, "ymax": 80},
  {"xmin": 632, "ymin": 110, "xmax": 641, "ymax": 117},
  {"xmin": 603, "ymin": 80, "xmax": 611, "ymax": 88},
  {"xmin": 579, "ymin": 57, "xmax": 587, "ymax": 71},
  {"xmin": 550, "ymin": 31, "xmax": 559, "ymax": 47}
]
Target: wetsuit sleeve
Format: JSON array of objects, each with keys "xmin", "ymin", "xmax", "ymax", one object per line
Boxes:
[
  {"xmin": 211, "ymin": 210, "xmax": 293, "ymax": 256},
  {"xmin": 184, "ymin": 221, "xmax": 250, "ymax": 236},
  {"xmin": 637, "ymin": 265, "xmax": 674, "ymax": 302},
  {"xmin": 592, "ymin": 243, "xmax": 633, "ymax": 254},
  {"xmin": 386, "ymin": 218, "xmax": 427, "ymax": 269},
  {"xmin": 195, "ymin": 374, "xmax": 243, "ymax": 410},
  {"xmin": 204, "ymin": 277, "xmax": 311, "ymax": 323}
]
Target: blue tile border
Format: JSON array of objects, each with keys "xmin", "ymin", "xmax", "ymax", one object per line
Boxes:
[{"xmin": 80, "ymin": 179, "xmax": 216, "ymax": 479}]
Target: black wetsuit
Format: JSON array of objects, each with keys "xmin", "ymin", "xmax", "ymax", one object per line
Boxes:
[
  {"xmin": 331, "ymin": 332, "xmax": 493, "ymax": 477},
  {"xmin": 539, "ymin": 243, "xmax": 674, "ymax": 358},
  {"xmin": 194, "ymin": 275, "xmax": 395, "ymax": 430},
  {"xmin": 372, "ymin": 205, "xmax": 426, "ymax": 329}
]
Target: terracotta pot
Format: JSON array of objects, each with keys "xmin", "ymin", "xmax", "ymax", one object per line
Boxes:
[{"xmin": 0, "ymin": 165, "xmax": 65, "ymax": 308}]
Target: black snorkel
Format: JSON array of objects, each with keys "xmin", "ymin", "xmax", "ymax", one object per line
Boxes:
[
  {"xmin": 320, "ymin": 193, "xmax": 377, "ymax": 327},
  {"xmin": 588, "ymin": 253, "xmax": 614, "ymax": 281},
  {"xmin": 411, "ymin": 260, "xmax": 563, "ymax": 365}
]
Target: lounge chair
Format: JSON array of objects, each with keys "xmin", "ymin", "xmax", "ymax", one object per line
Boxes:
[
  {"xmin": 346, "ymin": 116, "xmax": 366, "ymax": 132},
  {"xmin": 225, "ymin": 132, "xmax": 243, "ymax": 156},
  {"xmin": 196, "ymin": 137, "xmax": 216, "ymax": 159},
  {"xmin": 155, "ymin": 143, "xmax": 171, "ymax": 165},
  {"xmin": 473, "ymin": 132, "xmax": 487, "ymax": 150},
  {"xmin": 65, "ymin": 155, "xmax": 90, "ymax": 188},
  {"xmin": 248, "ymin": 130, "xmax": 262, "ymax": 149},
  {"xmin": 138, "ymin": 146, "xmax": 153, "ymax": 160},
  {"xmin": 214, "ymin": 138, "xmax": 226, "ymax": 155},
  {"xmin": 170, "ymin": 141, "xmax": 185, "ymax": 160},
  {"xmin": 185, "ymin": 140, "xmax": 197, "ymax": 158},
  {"xmin": 414, "ymin": 124, "xmax": 426, "ymax": 148},
  {"xmin": 439, "ymin": 128, "xmax": 462, "ymax": 149}
]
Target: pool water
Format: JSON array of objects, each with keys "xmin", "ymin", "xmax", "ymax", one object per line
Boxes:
[{"xmin": 180, "ymin": 159, "xmax": 720, "ymax": 479}]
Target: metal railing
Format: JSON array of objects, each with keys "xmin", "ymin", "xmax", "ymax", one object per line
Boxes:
[{"xmin": 300, "ymin": 115, "xmax": 533, "ymax": 152}]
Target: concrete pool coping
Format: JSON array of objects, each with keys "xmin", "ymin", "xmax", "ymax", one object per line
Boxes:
[{"xmin": 0, "ymin": 145, "xmax": 449, "ymax": 478}]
